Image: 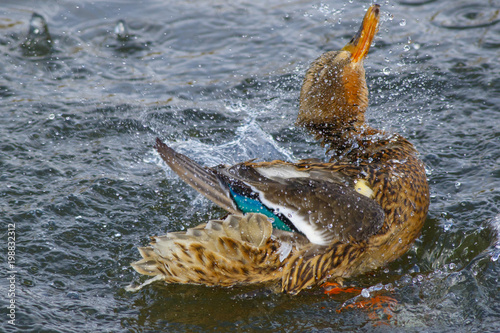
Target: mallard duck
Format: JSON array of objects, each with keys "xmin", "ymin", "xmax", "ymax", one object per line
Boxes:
[{"xmin": 127, "ymin": 4, "xmax": 429, "ymax": 295}]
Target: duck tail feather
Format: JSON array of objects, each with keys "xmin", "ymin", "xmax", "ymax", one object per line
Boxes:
[{"xmin": 128, "ymin": 213, "xmax": 278, "ymax": 289}]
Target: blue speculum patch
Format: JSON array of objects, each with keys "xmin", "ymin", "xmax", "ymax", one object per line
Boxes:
[{"xmin": 228, "ymin": 188, "xmax": 293, "ymax": 232}]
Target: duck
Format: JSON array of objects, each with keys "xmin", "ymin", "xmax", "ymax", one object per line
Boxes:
[{"xmin": 127, "ymin": 4, "xmax": 430, "ymax": 295}]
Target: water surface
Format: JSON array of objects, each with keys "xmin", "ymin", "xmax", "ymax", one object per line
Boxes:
[{"xmin": 1, "ymin": 0, "xmax": 499, "ymax": 332}]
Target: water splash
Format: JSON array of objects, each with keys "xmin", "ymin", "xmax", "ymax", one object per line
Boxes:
[
  {"xmin": 105, "ymin": 18, "xmax": 150, "ymax": 54},
  {"xmin": 490, "ymin": 214, "xmax": 500, "ymax": 262},
  {"xmin": 114, "ymin": 19, "xmax": 130, "ymax": 40},
  {"xmin": 148, "ymin": 102, "xmax": 296, "ymax": 180},
  {"xmin": 21, "ymin": 13, "xmax": 53, "ymax": 57},
  {"xmin": 156, "ymin": 118, "xmax": 294, "ymax": 170}
]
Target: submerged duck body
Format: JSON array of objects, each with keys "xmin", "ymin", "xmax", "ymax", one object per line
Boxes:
[{"xmin": 128, "ymin": 5, "xmax": 430, "ymax": 294}]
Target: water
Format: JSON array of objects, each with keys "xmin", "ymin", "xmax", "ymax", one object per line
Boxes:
[{"xmin": 1, "ymin": 0, "xmax": 499, "ymax": 331}]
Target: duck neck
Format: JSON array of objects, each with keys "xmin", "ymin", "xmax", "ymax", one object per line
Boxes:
[
  {"xmin": 297, "ymin": 51, "xmax": 376, "ymax": 159},
  {"xmin": 305, "ymin": 122, "xmax": 377, "ymax": 159}
]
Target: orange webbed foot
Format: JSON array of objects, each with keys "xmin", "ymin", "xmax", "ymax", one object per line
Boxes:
[
  {"xmin": 338, "ymin": 295, "xmax": 397, "ymax": 312},
  {"xmin": 323, "ymin": 283, "xmax": 398, "ymax": 325},
  {"xmin": 338, "ymin": 294, "xmax": 398, "ymax": 325},
  {"xmin": 322, "ymin": 282, "xmax": 362, "ymax": 296}
]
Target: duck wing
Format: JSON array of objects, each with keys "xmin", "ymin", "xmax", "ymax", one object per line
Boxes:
[
  {"xmin": 155, "ymin": 138, "xmax": 385, "ymax": 246},
  {"xmin": 222, "ymin": 163, "xmax": 385, "ymax": 245}
]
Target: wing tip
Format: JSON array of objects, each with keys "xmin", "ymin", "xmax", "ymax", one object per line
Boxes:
[
  {"xmin": 154, "ymin": 137, "xmax": 164, "ymax": 148},
  {"xmin": 154, "ymin": 137, "xmax": 177, "ymax": 163},
  {"xmin": 154, "ymin": 137, "xmax": 166, "ymax": 151}
]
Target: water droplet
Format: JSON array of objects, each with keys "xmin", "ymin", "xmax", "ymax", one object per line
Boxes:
[
  {"xmin": 361, "ymin": 288, "xmax": 370, "ymax": 298},
  {"xmin": 48, "ymin": 114, "xmax": 55, "ymax": 120},
  {"xmin": 383, "ymin": 67, "xmax": 391, "ymax": 75},
  {"xmin": 404, "ymin": 45, "xmax": 410, "ymax": 52},
  {"xmin": 114, "ymin": 19, "xmax": 129, "ymax": 39},
  {"xmin": 399, "ymin": 19, "xmax": 406, "ymax": 26},
  {"xmin": 455, "ymin": 182, "xmax": 461, "ymax": 189},
  {"xmin": 443, "ymin": 220, "xmax": 452, "ymax": 231},
  {"xmin": 400, "ymin": 274, "xmax": 412, "ymax": 285},
  {"xmin": 22, "ymin": 13, "xmax": 53, "ymax": 57},
  {"xmin": 66, "ymin": 292, "xmax": 80, "ymax": 300}
]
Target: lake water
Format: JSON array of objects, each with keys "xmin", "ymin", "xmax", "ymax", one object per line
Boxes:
[{"xmin": 1, "ymin": 0, "xmax": 499, "ymax": 332}]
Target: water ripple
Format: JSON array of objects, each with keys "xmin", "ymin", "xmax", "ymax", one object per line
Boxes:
[
  {"xmin": 399, "ymin": 0, "xmax": 439, "ymax": 6},
  {"xmin": 431, "ymin": 3, "xmax": 500, "ymax": 29}
]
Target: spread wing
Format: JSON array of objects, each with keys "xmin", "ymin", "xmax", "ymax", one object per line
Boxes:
[{"xmin": 155, "ymin": 138, "xmax": 385, "ymax": 246}]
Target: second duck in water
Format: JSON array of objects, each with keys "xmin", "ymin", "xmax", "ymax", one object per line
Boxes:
[{"xmin": 128, "ymin": 4, "xmax": 430, "ymax": 295}]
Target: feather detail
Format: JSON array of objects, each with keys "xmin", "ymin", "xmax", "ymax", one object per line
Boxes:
[
  {"xmin": 127, "ymin": 213, "xmax": 284, "ymax": 290},
  {"xmin": 128, "ymin": 212, "xmax": 351, "ymax": 293},
  {"xmin": 254, "ymin": 165, "xmax": 310, "ymax": 180}
]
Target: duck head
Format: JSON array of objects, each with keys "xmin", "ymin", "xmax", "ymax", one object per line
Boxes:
[{"xmin": 297, "ymin": 5, "xmax": 380, "ymax": 132}]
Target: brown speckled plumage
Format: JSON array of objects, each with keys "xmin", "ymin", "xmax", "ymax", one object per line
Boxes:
[{"xmin": 128, "ymin": 5, "xmax": 429, "ymax": 294}]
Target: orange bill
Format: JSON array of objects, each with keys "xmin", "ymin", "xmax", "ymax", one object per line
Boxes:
[{"xmin": 342, "ymin": 4, "xmax": 380, "ymax": 63}]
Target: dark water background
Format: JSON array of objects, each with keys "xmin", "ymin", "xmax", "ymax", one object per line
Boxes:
[{"xmin": 1, "ymin": 0, "xmax": 499, "ymax": 332}]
